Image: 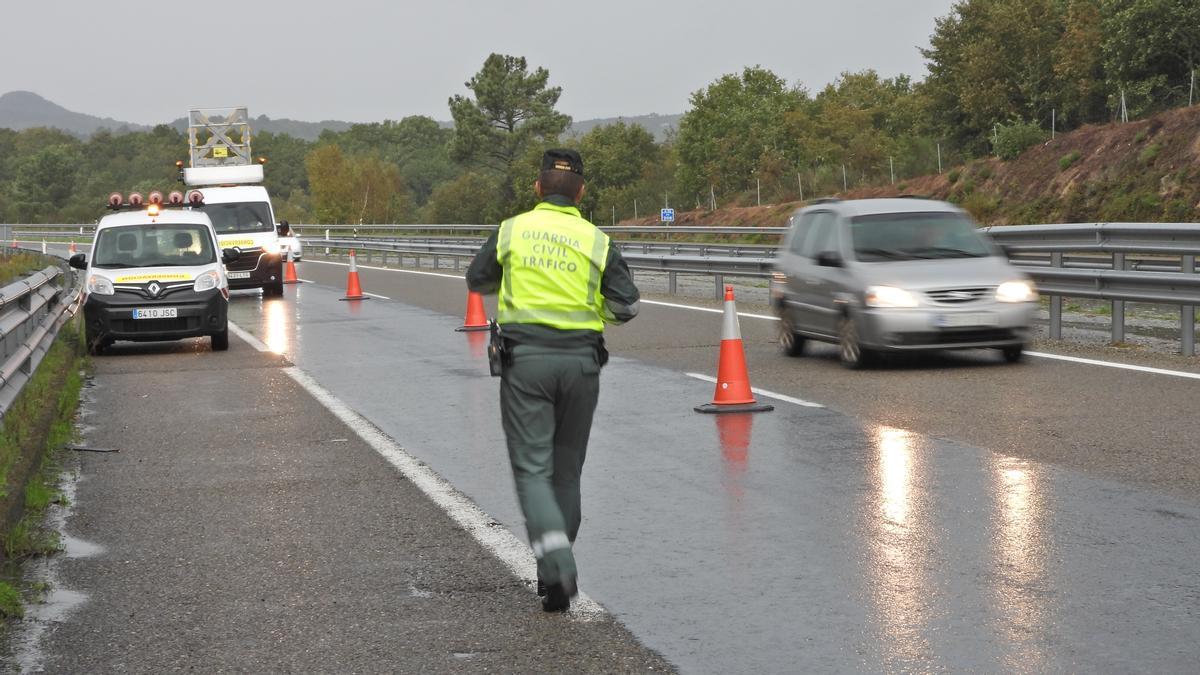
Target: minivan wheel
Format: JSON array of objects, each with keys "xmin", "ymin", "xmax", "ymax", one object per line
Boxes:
[
  {"xmin": 838, "ymin": 316, "xmax": 874, "ymax": 369},
  {"xmin": 779, "ymin": 314, "xmax": 806, "ymax": 357},
  {"xmin": 1001, "ymin": 344, "xmax": 1024, "ymax": 363}
]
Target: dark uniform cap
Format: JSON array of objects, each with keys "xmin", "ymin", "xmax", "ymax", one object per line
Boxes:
[{"xmin": 541, "ymin": 148, "xmax": 584, "ymax": 177}]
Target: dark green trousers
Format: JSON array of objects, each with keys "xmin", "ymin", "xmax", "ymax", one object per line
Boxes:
[{"xmin": 500, "ymin": 346, "xmax": 600, "ymax": 585}]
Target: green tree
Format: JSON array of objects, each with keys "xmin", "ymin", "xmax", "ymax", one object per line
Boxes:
[
  {"xmin": 1053, "ymin": 0, "xmax": 1107, "ymax": 126},
  {"xmin": 448, "ymin": 54, "xmax": 571, "ymax": 174},
  {"xmin": 14, "ymin": 144, "xmax": 83, "ymax": 220},
  {"xmin": 922, "ymin": 0, "xmax": 1063, "ymax": 151},
  {"xmin": 577, "ymin": 122, "xmax": 661, "ymax": 216},
  {"xmin": 675, "ymin": 67, "xmax": 808, "ymax": 200},
  {"xmin": 420, "ymin": 171, "xmax": 503, "ymax": 224},
  {"xmin": 1102, "ymin": 0, "xmax": 1200, "ymax": 114}
]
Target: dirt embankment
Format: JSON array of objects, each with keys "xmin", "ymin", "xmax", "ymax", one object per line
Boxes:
[{"xmin": 618, "ymin": 106, "xmax": 1200, "ymax": 229}]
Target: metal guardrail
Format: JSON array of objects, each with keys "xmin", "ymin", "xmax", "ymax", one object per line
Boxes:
[
  {"xmin": 981, "ymin": 223, "xmax": 1200, "ymax": 354},
  {"xmin": 6, "ymin": 221, "xmax": 1199, "ymax": 353},
  {"xmin": 0, "ymin": 254, "xmax": 82, "ymax": 420}
]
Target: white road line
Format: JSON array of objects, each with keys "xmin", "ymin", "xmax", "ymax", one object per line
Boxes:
[
  {"xmin": 298, "ymin": 261, "xmax": 1200, "ymax": 382},
  {"xmin": 304, "ymin": 258, "xmax": 464, "ymax": 280},
  {"xmin": 228, "ymin": 322, "xmax": 271, "ymax": 352},
  {"xmin": 1026, "ymin": 351, "xmax": 1200, "ymax": 381},
  {"xmin": 685, "ymin": 372, "xmax": 825, "ymax": 408},
  {"xmin": 363, "ymin": 291, "xmax": 391, "ymax": 300},
  {"xmin": 641, "ymin": 298, "xmax": 779, "ymax": 321},
  {"xmin": 228, "ymin": 321, "xmax": 606, "ymax": 621},
  {"xmin": 298, "ymin": 278, "xmax": 314, "ymax": 283}
]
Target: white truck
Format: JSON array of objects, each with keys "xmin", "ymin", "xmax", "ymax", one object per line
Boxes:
[{"xmin": 182, "ymin": 108, "xmax": 286, "ymax": 296}]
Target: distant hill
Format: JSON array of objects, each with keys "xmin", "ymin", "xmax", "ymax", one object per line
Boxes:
[
  {"xmin": 0, "ymin": 90, "xmax": 680, "ymax": 142},
  {"xmin": 568, "ymin": 113, "xmax": 682, "ymax": 141},
  {"xmin": 0, "ymin": 90, "xmax": 150, "ymax": 136}
]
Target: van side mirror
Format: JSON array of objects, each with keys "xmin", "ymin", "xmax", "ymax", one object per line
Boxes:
[
  {"xmin": 69, "ymin": 253, "xmax": 87, "ymax": 270},
  {"xmin": 816, "ymin": 251, "xmax": 844, "ymax": 268},
  {"xmin": 276, "ymin": 220, "xmax": 291, "ymax": 236},
  {"xmin": 222, "ymin": 248, "xmax": 240, "ymax": 264}
]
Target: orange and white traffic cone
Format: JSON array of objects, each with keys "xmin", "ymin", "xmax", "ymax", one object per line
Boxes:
[
  {"xmin": 340, "ymin": 249, "xmax": 367, "ymax": 301},
  {"xmin": 11, "ymin": 238, "xmax": 18, "ymax": 250},
  {"xmin": 455, "ymin": 291, "xmax": 490, "ymax": 332},
  {"xmin": 694, "ymin": 285, "xmax": 774, "ymax": 413},
  {"xmin": 68, "ymin": 241, "xmax": 77, "ymax": 255},
  {"xmin": 283, "ymin": 246, "xmax": 300, "ymax": 284}
]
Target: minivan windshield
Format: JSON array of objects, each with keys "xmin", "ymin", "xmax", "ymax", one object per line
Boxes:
[
  {"xmin": 93, "ymin": 224, "xmax": 216, "ymax": 269},
  {"xmin": 850, "ymin": 212, "xmax": 993, "ymax": 262},
  {"xmin": 195, "ymin": 202, "xmax": 273, "ymax": 234}
]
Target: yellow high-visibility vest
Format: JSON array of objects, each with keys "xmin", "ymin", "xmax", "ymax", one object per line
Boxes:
[{"xmin": 496, "ymin": 201, "xmax": 609, "ymax": 331}]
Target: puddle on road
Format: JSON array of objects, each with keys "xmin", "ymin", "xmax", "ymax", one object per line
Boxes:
[{"xmin": 7, "ymin": 389, "xmax": 99, "ymax": 672}]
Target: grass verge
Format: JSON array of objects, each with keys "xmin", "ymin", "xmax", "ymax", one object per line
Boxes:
[
  {"xmin": 0, "ymin": 316, "xmax": 86, "ymax": 619},
  {"xmin": 0, "ymin": 252, "xmax": 47, "ymax": 287}
]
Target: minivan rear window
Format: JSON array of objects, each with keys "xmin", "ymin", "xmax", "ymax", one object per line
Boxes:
[{"xmin": 850, "ymin": 212, "xmax": 992, "ymax": 261}]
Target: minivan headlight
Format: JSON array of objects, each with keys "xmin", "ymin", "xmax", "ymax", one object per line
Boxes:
[
  {"xmin": 996, "ymin": 280, "xmax": 1037, "ymax": 303},
  {"xmin": 87, "ymin": 275, "xmax": 114, "ymax": 296},
  {"xmin": 193, "ymin": 269, "xmax": 220, "ymax": 292},
  {"xmin": 865, "ymin": 285, "xmax": 918, "ymax": 308}
]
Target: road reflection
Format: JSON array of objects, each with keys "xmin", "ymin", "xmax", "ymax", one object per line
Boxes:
[
  {"xmin": 261, "ymin": 296, "xmax": 291, "ymax": 355},
  {"xmin": 865, "ymin": 425, "xmax": 933, "ymax": 669},
  {"xmin": 989, "ymin": 456, "xmax": 1050, "ymax": 671}
]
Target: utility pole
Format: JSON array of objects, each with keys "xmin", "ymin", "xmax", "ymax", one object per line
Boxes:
[
  {"xmin": 634, "ymin": 199, "xmax": 638, "ymax": 219},
  {"xmin": 1051, "ymin": 109, "xmax": 1056, "ymax": 139},
  {"xmin": 710, "ymin": 185, "xmax": 716, "ymax": 211},
  {"xmin": 889, "ymin": 157, "xmax": 895, "ymax": 184},
  {"xmin": 611, "ymin": 205, "xmax": 615, "ymax": 226},
  {"xmin": 841, "ymin": 164, "xmax": 848, "ymax": 192},
  {"xmin": 1191, "ymin": 69, "xmax": 1195, "ymax": 106},
  {"xmin": 937, "ymin": 143, "xmax": 943, "ymax": 173},
  {"xmin": 797, "ymin": 173, "xmax": 803, "ymax": 201},
  {"xmin": 756, "ymin": 178, "xmax": 761, "ymax": 206}
]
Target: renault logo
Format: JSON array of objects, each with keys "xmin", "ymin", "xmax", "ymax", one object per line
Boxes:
[{"xmin": 146, "ymin": 282, "xmax": 162, "ymax": 298}]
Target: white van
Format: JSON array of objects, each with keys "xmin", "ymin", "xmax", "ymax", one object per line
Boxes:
[
  {"xmin": 71, "ymin": 194, "xmax": 235, "ymax": 355},
  {"xmin": 192, "ymin": 183, "xmax": 286, "ymax": 296}
]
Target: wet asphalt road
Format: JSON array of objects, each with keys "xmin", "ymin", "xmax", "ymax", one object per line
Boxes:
[
  {"xmin": 9, "ymin": 331, "xmax": 673, "ymax": 672},
  {"xmin": 216, "ymin": 260, "xmax": 1200, "ymax": 673}
]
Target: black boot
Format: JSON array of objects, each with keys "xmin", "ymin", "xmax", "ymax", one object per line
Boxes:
[{"xmin": 541, "ymin": 575, "xmax": 577, "ymax": 613}]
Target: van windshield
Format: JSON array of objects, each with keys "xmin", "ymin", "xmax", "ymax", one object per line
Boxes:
[
  {"xmin": 850, "ymin": 212, "xmax": 993, "ymax": 261},
  {"xmin": 195, "ymin": 202, "xmax": 273, "ymax": 234},
  {"xmin": 93, "ymin": 224, "xmax": 216, "ymax": 268}
]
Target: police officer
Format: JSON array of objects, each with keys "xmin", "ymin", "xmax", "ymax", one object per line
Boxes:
[{"xmin": 466, "ymin": 148, "xmax": 640, "ymax": 612}]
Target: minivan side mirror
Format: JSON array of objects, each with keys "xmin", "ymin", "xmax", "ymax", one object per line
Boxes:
[
  {"xmin": 222, "ymin": 248, "xmax": 240, "ymax": 264},
  {"xmin": 816, "ymin": 251, "xmax": 844, "ymax": 268},
  {"xmin": 69, "ymin": 253, "xmax": 87, "ymax": 270},
  {"xmin": 276, "ymin": 220, "xmax": 291, "ymax": 236}
]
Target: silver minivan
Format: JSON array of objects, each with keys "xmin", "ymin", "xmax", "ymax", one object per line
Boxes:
[{"xmin": 770, "ymin": 198, "xmax": 1038, "ymax": 368}]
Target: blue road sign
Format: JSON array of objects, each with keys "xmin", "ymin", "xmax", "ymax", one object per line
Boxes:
[{"xmin": 660, "ymin": 208, "xmax": 675, "ymax": 223}]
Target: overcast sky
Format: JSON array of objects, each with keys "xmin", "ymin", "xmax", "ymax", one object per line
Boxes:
[{"xmin": 2, "ymin": 0, "xmax": 956, "ymax": 125}]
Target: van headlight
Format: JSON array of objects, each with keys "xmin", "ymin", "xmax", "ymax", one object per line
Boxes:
[
  {"xmin": 262, "ymin": 241, "xmax": 281, "ymax": 255},
  {"xmin": 996, "ymin": 280, "xmax": 1037, "ymax": 303},
  {"xmin": 87, "ymin": 275, "xmax": 114, "ymax": 296},
  {"xmin": 865, "ymin": 285, "xmax": 918, "ymax": 308},
  {"xmin": 193, "ymin": 269, "xmax": 220, "ymax": 292}
]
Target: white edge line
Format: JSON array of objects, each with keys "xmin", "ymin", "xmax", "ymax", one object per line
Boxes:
[
  {"xmin": 1026, "ymin": 351, "xmax": 1200, "ymax": 380},
  {"xmin": 363, "ymin": 291, "xmax": 392, "ymax": 300},
  {"xmin": 227, "ymin": 321, "xmax": 606, "ymax": 621},
  {"xmin": 686, "ymin": 372, "xmax": 825, "ymax": 408},
  {"xmin": 642, "ymin": 298, "xmax": 779, "ymax": 321}
]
